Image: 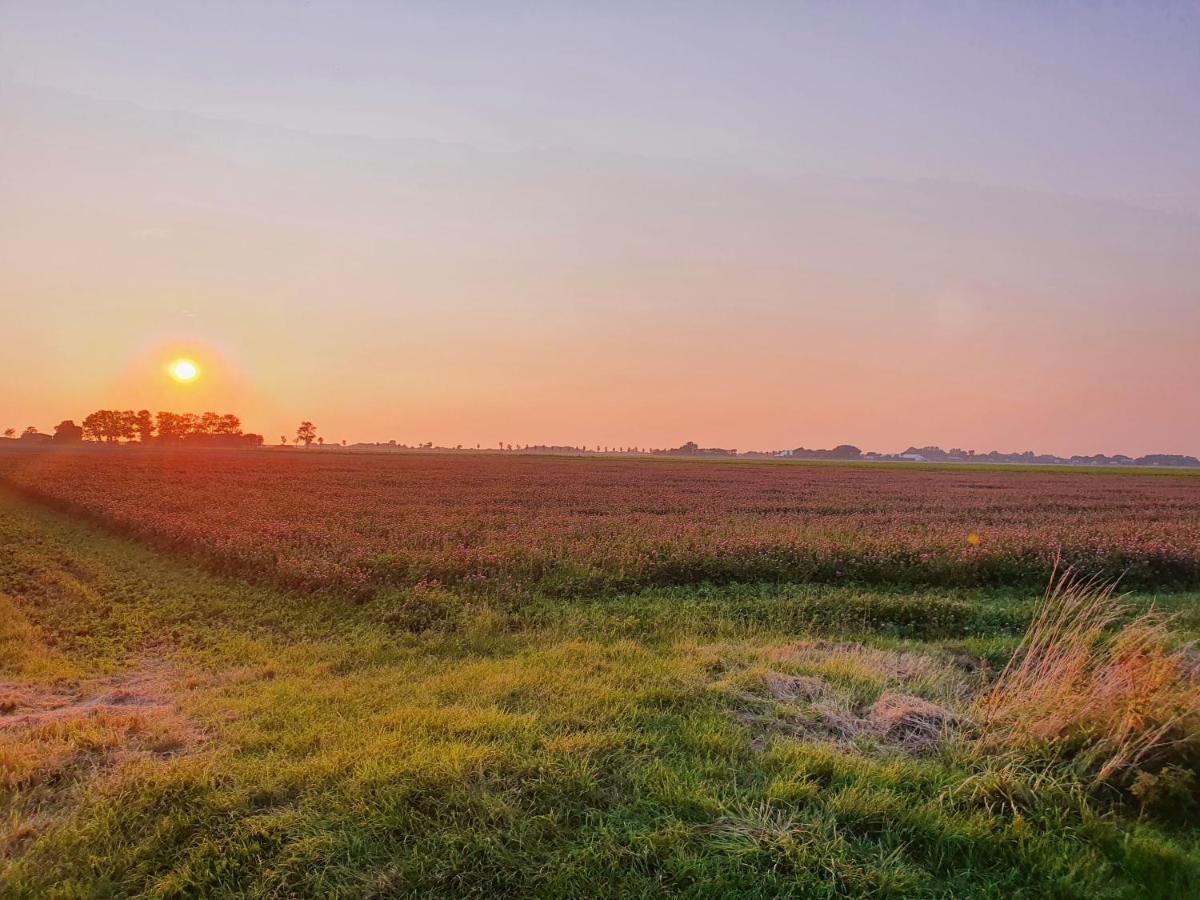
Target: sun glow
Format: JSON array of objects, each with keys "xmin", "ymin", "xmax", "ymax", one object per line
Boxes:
[{"xmin": 169, "ymin": 358, "xmax": 199, "ymax": 382}]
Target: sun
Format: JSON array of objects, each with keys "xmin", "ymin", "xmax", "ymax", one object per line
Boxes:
[{"xmin": 169, "ymin": 358, "xmax": 199, "ymax": 382}]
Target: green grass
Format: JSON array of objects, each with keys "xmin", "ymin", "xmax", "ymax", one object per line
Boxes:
[{"xmin": 1, "ymin": 492, "xmax": 1197, "ymax": 897}]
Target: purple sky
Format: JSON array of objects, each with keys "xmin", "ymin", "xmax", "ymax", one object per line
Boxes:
[{"xmin": 2, "ymin": 2, "xmax": 1198, "ymax": 453}]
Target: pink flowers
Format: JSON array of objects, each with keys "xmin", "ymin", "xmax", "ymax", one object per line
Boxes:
[{"xmin": 2, "ymin": 451, "xmax": 1197, "ymax": 594}]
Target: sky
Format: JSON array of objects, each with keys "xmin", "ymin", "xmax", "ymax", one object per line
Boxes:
[{"xmin": 2, "ymin": 1, "xmax": 1198, "ymax": 455}]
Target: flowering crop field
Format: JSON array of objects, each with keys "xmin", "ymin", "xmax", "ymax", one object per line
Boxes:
[{"xmin": 1, "ymin": 449, "xmax": 1198, "ymax": 594}]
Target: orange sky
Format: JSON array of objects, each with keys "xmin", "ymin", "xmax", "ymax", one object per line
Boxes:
[{"xmin": 2, "ymin": 6, "xmax": 1199, "ymax": 456}]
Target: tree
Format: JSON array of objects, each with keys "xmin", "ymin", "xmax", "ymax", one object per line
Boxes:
[
  {"xmin": 82, "ymin": 411, "xmax": 110, "ymax": 442},
  {"xmin": 156, "ymin": 411, "xmax": 186, "ymax": 441},
  {"xmin": 199, "ymin": 412, "xmax": 222, "ymax": 435},
  {"xmin": 52, "ymin": 420, "xmax": 83, "ymax": 443},
  {"xmin": 118, "ymin": 410, "xmax": 138, "ymax": 441},
  {"xmin": 280, "ymin": 435, "xmax": 287, "ymax": 446},
  {"xmin": 82, "ymin": 410, "xmax": 135, "ymax": 443},
  {"xmin": 296, "ymin": 421, "xmax": 317, "ymax": 447},
  {"xmin": 22, "ymin": 426, "xmax": 38, "ymax": 436},
  {"xmin": 134, "ymin": 410, "xmax": 154, "ymax": 443},
  {"xmin": 317, "ymin": 436, "xmax": 325, "ymax": 447},
  {"xmin": 2, "ymin": 428, "xmax": 13, "ymax": 439}
]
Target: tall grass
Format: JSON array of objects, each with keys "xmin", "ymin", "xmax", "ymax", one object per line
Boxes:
[{"xmin": 976, "ymin": 565, "xmax": 1200, "ymax": 785}]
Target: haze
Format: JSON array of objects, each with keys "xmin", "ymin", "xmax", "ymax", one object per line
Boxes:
[{"xmin": 2, "ymin": 1, "xmax": 1198, "ymax": 455}]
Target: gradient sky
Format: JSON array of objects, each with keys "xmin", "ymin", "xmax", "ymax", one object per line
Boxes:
[{"xmin": 2, "ymin": 1, "xmax": 1198, "ymax": 455}]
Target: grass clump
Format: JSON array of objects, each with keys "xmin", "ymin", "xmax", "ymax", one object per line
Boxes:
[{"xmin": 976, "ymin": 567, "xmax": 1200, "ymax": 792}]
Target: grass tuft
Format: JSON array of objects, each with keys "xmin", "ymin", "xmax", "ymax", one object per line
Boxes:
[{"xmin": 976, "ymin": 565, "xmax": 1200, "ymax": 788}]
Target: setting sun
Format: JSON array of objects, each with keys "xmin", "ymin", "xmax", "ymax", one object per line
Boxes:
[{"xmin": 169, "ymin": 358, "xmax": 199, "ymax": 383}]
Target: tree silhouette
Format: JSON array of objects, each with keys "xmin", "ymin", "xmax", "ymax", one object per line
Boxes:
[
  {"xmin": 53, "ymin": 420, "xmax": 83, "ymax": 443},
  {"xmin": 81, "ymin": 412, "xmax": 105, "ymax": 441},
  {"xmin": 296, "ymin": 421, "xmax": 318, "ymax": 447},
  {"xmin": 67, "ymin": 409, "xmax": 262, "ymax": 447},
  {"xmin": 134, "ymin": 410, "xmax": 154, "ymax": 443},
  {"xmin": 82, "ymin": 410, "xmax": 134, "ymax": 443},
  {"xmin": 22, "ymin": 426, "xmax": 38, "ymax": 437},
  {"xmin": 156, "ymin": 411, "xmax": 186, "ymax": 440},
  {"xmin": 2, "ymin": 428, "xmax": 13, "ymax": 439}
]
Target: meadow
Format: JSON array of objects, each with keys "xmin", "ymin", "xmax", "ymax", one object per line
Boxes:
[{"xmin": 1, "ymin": 450, "xmax": 1198, "ymax": 897}]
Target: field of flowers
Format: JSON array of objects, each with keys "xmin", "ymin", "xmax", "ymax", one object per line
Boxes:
[{"xmin": 1, "ymin": 449, "xmax": 1198, "ymax": 595}]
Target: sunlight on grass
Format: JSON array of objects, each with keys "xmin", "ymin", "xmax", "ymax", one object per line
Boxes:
[{"xmin": 0, "ymin": 492, "xmax": 1197, "ymax": 896}]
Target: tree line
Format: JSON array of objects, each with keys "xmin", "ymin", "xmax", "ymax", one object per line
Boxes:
[
  {"xmin": 2, "ymin": 413, "xmax": 336, "ymax": 450},
  {"xmin": 29, "ymin": 410, "xmax": 265, "ymax": 447}
]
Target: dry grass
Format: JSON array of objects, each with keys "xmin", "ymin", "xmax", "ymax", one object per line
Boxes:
[
  {"xmin": 869, "ymin": 692, "xmax": 959, "ymax": 753},
  {"xmin": 768, "ymin": 640, "xmax": 976, "ymax": 706},
  {"xmin": 0, "ymin": 706, "xmax": 195, "ymax": 790},
  {"xmin": 721, "ymin": 644, "xmax": 968, "ymax": 755},
  {"xmin": 976, "ymin": 566, "xmax": 1200, "ymax": 784},
  {"xmin": 0, "ymin": 662, "xmax": 203, "ymax": 858}
]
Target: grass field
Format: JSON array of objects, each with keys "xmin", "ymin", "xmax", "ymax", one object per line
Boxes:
[{"xmin": 2, "ymin": 452, "xmax": 1198, "ymax": 897}]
